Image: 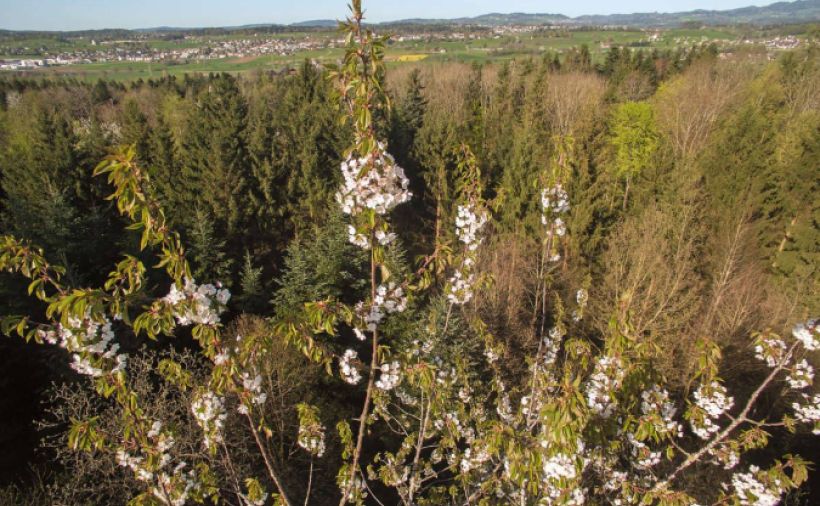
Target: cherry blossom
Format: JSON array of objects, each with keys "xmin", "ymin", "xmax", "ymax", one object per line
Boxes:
[
  {"xmin": 340, "ymin": 349, "xmax": 361, "ymax": 385},
  {"xmin": 336, "ymin": 147, "xmax": 411, "ymax": 217}
]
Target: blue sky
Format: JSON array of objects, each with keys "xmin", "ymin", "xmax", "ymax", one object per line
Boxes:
[{"xmin": 0, "ymin": 0, "xmax": 777, "ymax": 31}]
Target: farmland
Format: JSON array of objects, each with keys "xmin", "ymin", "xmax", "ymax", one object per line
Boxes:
[{"xmin": 0, "ymin": 23, "xmax": 810, "ymax": 81}]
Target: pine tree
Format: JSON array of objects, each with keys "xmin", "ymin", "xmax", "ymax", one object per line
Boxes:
[
  {"xmin": 120, "ymin": 99, "xmax": 150, "ymax": 163},
  {"xmin": 181, "ymin": 73, "xmax": 252, "ymax": 245},
  {"xmin": 236, "ymin": 250, "xmax": 266, "ymax": 314},
  {"xmin": 187, "ymin": 207, "xmax": 234, "ymax": 286},
  {"xmin": 148, "ymin": 114, "xmax": 179, "ymax": 215}
]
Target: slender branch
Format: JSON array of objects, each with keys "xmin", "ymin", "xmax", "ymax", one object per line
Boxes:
[
  {"xmin": 341, "ymin": 234, "xmax": 380, "ymax": 505},
  {"xmin": 652, "ymin": 341, "xmax": 798, "ymax": 492},
  {"xmin": 244, "ymin": 413, "xmax": 293, "ymax": 506},
  {"xmin": 407, "ymin": 391, "xmax": 433, "ymax": 502},
  {"xmin": 303, "ymin": 458, "xmax": 314, "ymax": 506},
  {"xmin": 220, "ymin": 440, "xmax": 245, "ymax": 503}
]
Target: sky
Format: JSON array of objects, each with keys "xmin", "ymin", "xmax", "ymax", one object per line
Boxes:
[{"xmin": 0, "ymin": 0, "xmax": 779, "ymax": 31}]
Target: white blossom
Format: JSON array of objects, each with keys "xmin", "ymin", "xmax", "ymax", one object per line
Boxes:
[
  {"xmin": 297, "ymin": 416, "xmax": 326, "ymax": 458},
  {"xmin": 40, "ymin": 314, "xmax": 127, "ymax": 378},
  {"xmin": 347, "ymin": 225, "xmax": 370, "ymax": 249},
  {"xmin": 375, "ymin": 361, "xmax": 402, "ymax": 391},
  {"xmin": 353, "ymin": 327, "xmax": 366, "ymax": 341},
  {"xmin": 792, "ymin": 319, "xmax": 818, "ymax": 351},
  {"xmin": 754, "ymin": 336, "xmax": 788, "ymax": 368},
  {"xmin": 374, "ymin": 282, "xmax": 407, "ymax": 314},
  {"xmin": 585, "ymin": 356, "xmax": 624, "ymax": 418},
  {"xmin": 640, "ymin": 386, "xmax": 683, "ymax": 438},
  {"xmin": 792, "ymin": 394, "xmax": 820, "ymax": 434},
  {"xmin": 541, "ymin": 184, "xmax": 571, "ymax": 247},
  {"xmin": 454, "ymin": 203, "xmax": 488, "ymax": 249},
  {"xmin": 448, "ymin": 202, "xmax": 488, "ymax": 305},
  {"xmin": 163, "ymin": 278, "xmax": 230, "ymax": 326},
  {"xmin": 336, "ymin": 146, "xmax": 412, "ymax": 217},
  {"xmin": 732, "ymin": 466, "xmax": 782, "ymax": 506},
  {"xmin": 356, "ymin": 282, "xmax": 407, "ymax": 333},
  {"xmin": 691, "ymin": 382, "xmax": 734, "ymax": 440},
  {"xmin": 627, "ymin": 433, "xmax": 661, "ymax": 470},
  {"xmin": 191, "ymin": 391, "xmax": 226, "ymax": 451},
  {"xmin": 786, "ymin": 359, "xmax": 814, "ymax": 390},
  {"xmin": 542, "ymin": 452, "xmax": 577, "ymax": 481},
  {"xmin": 541, "ymin": 184, "xmax": 570, "ymax": 217},
  {"xmin": 460, "ymin": 445, "xmax": 491, "ymax": 473},
  {"xmin": 240, "ymin": 373, "xmax": 266, "ymax": 408},
  {"xmin": 148, "ymin": 420, "xmax": 163, "ymax": 439},
  {"xmin": 375, "ymin": 229, "xmax": 397, "ymax": 246},
  {"xmin": 340, "ymin": 349, "xmax": 361, "ymax": 385}
]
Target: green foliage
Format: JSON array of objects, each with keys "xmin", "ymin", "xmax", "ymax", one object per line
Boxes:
[{"xmin": 608, "ymin": 101, "xmax": 659, "ymax": 209}]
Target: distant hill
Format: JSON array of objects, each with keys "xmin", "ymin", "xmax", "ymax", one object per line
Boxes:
[
  {"xmin": 290, "ymin": 20, "xmax": 337, "ymax": 28},
  {"xmin": 386, "ymin": 0, "xmax": 820, "ymax": 27},
  {"xmin": 2, "ymin": 0, "xmax": 818, "ymax": 35},
  {"xmin": 153, "ymin": 2, "xmax": 820, "ymax": 31},
  {"xmin": 572, "ymin": 0, "xmax": 820, "ymax": 27}
]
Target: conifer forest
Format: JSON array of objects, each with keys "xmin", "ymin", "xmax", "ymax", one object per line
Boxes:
[{"xmin": 0, "ymin": 1, "xmax": 818, "ymax": 505}]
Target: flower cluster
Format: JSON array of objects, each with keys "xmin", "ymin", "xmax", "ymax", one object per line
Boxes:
[
  {"xmin": 640, "ymin": 386, "xmax": 683, "ymax": 438},
  {"xmin": 346, "ymin": 224, "xmax": 399, "ymax": 250},
  {"xmin": 691, "ymin": 381, "xmax": 734, "ymax": 439},
  {"xmin": 731, "ymin": 466, "xmax": 783, "ymax": 506},
  {"xmin": 542, "ymin": 452, "xmax": 578, "ymax": 481},
  {"xmin": 541, "ymin": 184, "xmax": 570, "ymax": 221},
  {"xmin": 191, "ymin": 391, "xmax": 226, "ymax": 451},
  {"xmin": 459, "ymin": 445, "xmax": 491, "ymax": 473},
  {"xmin": 792, "ymin": 394, "xmax": 820, "ymax": 434},
  {"xmin": 297, "ymin": 405, "xmax": 326, "ymax": 458},
  {"xmin": 539, "ymin": 445, "xmax": 588, "ymax": 506},
  {"xmin": 543, "ymin": 326, "xmax": 565, "ymax": 367},
  {"xmin": 339, "ymin": 349, "xmax": 361, "ymax": 385},
  {"xmin": 374, "ymin": 282, "xmax": 408, "ymax": 314},
  {"xmin": 336, "ymin": 147, "xmax": 412, "ymax": 217},
  {"xmin": 711, "ymin": 444, "xmax": 740, "ymax": 470},
  {"xmin": 447, "ymin": 268, "xmax": 478, "ymax": 305},
  {"xmin": 754, "ymin": 335, "xmax": 788, "ymax": 368},
  {"xmin": 585, "ymin": 356, "xmax": 624, "ymax": 418},
  {"xmin": 163, "ymin": 278, "xmax": 230, "ymax": 326},
  {"xmin": 541, "ymin": 183, "xmax": 570, "ymax": 262},
  {"xmin": 572, "ymin": 288, "xmax": 589, "ymax": 322},
  {"xmin": 792, "ymin": 319, "xmax": 819, "ymax": 351},
  {"xmin": 786, "ymin": 359, "xmax": 814, "ymax": 390},
  {"xmin": 448, "ymin": 203, "xmax": 488, "ymax": 305},
  {"xmin": 40, "ymin": 314, "xmax": 127, "ymax": 378},
  {"xmin": 356, "ymin": 282, "xmax": 408, "ymax": 332},
  {"xmin": 375, "ymin": 361, "xmax": 402, "ymax": 391},
  {"xmin": 455, "ymin": 203, "xmax": 489, "ymax": 251},
  {"xmin": 116, "ymin": 422, "xmax": 199, "ymax": 506},
  {"xmin": 627, "ymin": 433, "xmax": 661, "ymax": 470},
  {"xmin": 237, "ymin": 373, "xmax": 266, "ymax": 414},
  {"xmin": 154, "ymin": 464, "xmax": 202, "ymax": 506}
]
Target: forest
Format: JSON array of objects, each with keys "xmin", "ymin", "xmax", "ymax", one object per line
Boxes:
[{"xmin": 0, "ymin": 1, "xmax": 818, "ymax": 504}]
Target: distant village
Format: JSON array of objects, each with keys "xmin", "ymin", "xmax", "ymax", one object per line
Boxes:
[
  {"xmin": 0, "ymin": 26, "xmax": 804, "ymax": 71},
  {"xmin": 0, "ymin": 35, "xmax": 337, "ymax": 71}
]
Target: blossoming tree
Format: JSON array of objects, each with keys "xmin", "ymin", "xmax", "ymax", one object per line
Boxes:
[{"xmin": 0, "ymin": 1, "xmax": 818, "ymax": 505}]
